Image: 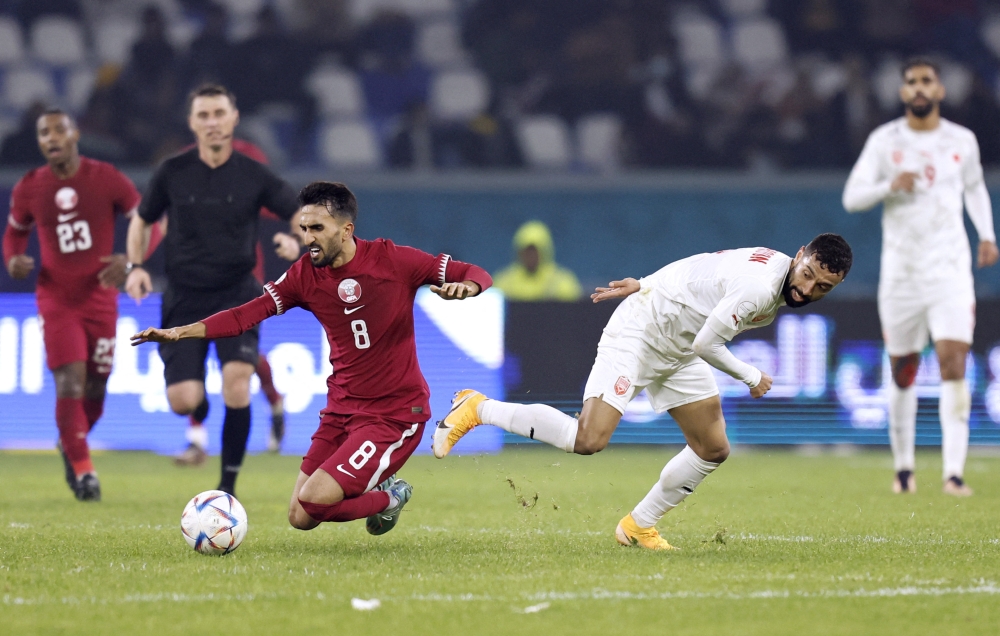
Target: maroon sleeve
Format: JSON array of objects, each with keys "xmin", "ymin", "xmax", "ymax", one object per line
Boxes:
[
  {"xmin": 443, "ymin": 257, "xmax": 492, "ymax": 292},
  {"xmin": 108, "ymin": 166, "xmax": 141, "ymax": 215},
  {"xmin": 144, "ymin": 219, "xmax": 165, "ymax": 260},
  {"xmin": 3, "ymin": 220, "xmax": 30, "ymax": 267},
  {"xmin": 3, "ymin": 180, "xmax": 32, "ymax": 266},
  {"xmin": 202, "ymin": 294, "xmax": 277, "ymax": 339},
  {"xmin": 263, "ymin": 257, "xmax": 307, "ymax": 314},
  {"xmin": 388, "ymin": 241, "xmax": 492, "ymax": 291}
]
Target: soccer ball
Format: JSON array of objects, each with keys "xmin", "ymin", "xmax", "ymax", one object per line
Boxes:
[{"xmin": 180, "ymin": 490, "xmax": 248, "ymax": 555}]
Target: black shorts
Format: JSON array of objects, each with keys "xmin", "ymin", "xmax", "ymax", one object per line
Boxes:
[{"xmin": 159, "ymin": 276, "xmax": 261, "ymax": 386}]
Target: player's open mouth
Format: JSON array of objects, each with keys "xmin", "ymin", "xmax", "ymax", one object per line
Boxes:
[{"xmin": 309, "ymin": 247, "xmax": 321, "ymax": 256}]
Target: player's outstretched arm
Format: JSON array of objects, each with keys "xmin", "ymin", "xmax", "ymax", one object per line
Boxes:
[
  {"xmin": 591, "ymin": 278, "xmax": 640, "ymax": 303},
  {"xmin": 131, "ymin": 322, "xmax": 206, "ymax": 346},
  {"xmin": 429, "ymin": 280, "xmax": 481, "ymax": 300}
]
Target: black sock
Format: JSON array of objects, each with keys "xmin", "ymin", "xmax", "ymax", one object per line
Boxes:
[
  {"xmin": 219, "ymin": 406, "xmax": 251, "ymax": 495},
  {"xmin": 192, "ymin": 397, "xmax": 210, "ymax": 424}
]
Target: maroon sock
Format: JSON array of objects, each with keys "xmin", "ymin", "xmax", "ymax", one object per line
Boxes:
[
  {"xmin": 298, "ymin": 491, "xmax": 390, "ymax": 523},
  {"xmin": 57, "ymin": 397, "xmax": 93, "ymax": 476},
  {"xmin": 256, "ymin": 355, "xmax": 281, "ymax": 406},
  {"xmin": 82, "ymin": 397, "xmax": 104, "ymax": 431}
]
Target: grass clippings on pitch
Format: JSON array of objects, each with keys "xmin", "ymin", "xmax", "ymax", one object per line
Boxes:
[{"xmin": 2, "ymin": 447, "xmax": 999, "ymax": 635}]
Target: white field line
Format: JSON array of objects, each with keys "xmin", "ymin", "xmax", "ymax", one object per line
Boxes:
[
  {"xmin": 6, "ymin": 524, "xmax": 997, "ymax": 546},
  {"xmin": 5, "ymin": 583, "xmax": 1000, "ymax": 607}
]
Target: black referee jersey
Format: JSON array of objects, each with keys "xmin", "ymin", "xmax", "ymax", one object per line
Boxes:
[{"xmin": 139, "ymin": 148, "xmax": 299, "ymax": 290}]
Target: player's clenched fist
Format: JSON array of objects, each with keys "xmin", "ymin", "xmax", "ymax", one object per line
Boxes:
[
  {"xmin": 430, "ymin": 281, "xmax": 480, "ymax": 300},
  {"xmin": 750, "ymin": 371, "xmax": 772, "ymax": 398},
  {"xmin": 890, "ymin": 171, "xmax": 919, "ymax": 193},
  {"xmin": 6, "ymin": 254, "xmax": 35, "ymax": 279},
  {"xmin": 130, "ymin": 326, "xmax": 179, "ymax": 346},
  {"xmin": 125, "ymin": 267, "xmax": 153, "ymax": 303}
]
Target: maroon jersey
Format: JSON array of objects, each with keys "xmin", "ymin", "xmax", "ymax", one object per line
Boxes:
[
  {"xmin": 202, "ymin": 238, "xmax": 492, "ymax": 422},
  {"xmin": 4, "ymin": 157, "xmax": 140, "ymax": 308}
]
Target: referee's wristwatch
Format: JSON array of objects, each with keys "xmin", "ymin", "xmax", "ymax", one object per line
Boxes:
[{"xmin": 125, "ymin": 262, "xmax": 144, "ymax": 276}]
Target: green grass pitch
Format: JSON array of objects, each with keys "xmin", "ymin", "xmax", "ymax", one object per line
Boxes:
[{"xmin": 2, "ymin": 447, "xmax": 999, "ymax": 635}]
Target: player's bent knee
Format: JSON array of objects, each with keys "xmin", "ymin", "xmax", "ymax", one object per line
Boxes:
[
  {"xmin": 288, "ymin": 504, "xmax": 319, "ymax": 531},
  {"xmin": 298, "ymin": 470, "xmax": 345, "ymax": 506},
  {"xmin": 690, "ymin": 437, "xmax": 730, "ymax": 464},
  {"xmin": 574, "ymin": 433, "xmax": 608, "ymax": 455},
  {"xmin": 892, "ymin": 354, "xmax": 920, "ymax": 388}
]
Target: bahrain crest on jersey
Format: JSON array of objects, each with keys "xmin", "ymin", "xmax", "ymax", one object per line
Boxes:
[
  {"xmin": 614, "ymin": 375, "xmax": 631, "ymax": 396},
  {"xmin": 55, "ymin": 187, "xmax": 78, "ymax": 210},
  {"xmin": 732, "ymin": 301, "xmax": 758, "ymax": 327},
  {"xmin": 338, "ymin": 278, "xmax": 362, "ymax": 303}
]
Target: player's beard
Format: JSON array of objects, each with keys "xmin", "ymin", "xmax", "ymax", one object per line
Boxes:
[
  {"xmin": 308, "ymin": 240, "xmax": 339, "ymax": 268},
  {"xmin": 905, "ymin": 96, "xmax": 936, "ymax": 119},
  {"xmin": 781, "ymin": 273, "xmax": 811, "ymax": 308}
]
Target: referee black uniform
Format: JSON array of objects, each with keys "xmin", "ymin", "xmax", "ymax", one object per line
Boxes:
[{"xmin": 139, "ymin": 148, "xmax": 299, "ymax": 493}]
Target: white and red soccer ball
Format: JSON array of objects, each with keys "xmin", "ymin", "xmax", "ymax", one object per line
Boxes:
[{"xmin": 180, "ymin": 490, "xmax": 248, "ymax": 555}]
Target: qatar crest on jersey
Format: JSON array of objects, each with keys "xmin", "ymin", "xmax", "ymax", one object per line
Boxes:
[
  {"xmin": 338, "ymin": 278, "xmax": 362, "ymax": 303},
  {"xmin": 55, "ymin": 187, "xmax": 78, "ymax": 210}
]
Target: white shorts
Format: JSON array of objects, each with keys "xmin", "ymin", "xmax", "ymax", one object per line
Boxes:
[
  {"xmin": 878, "ymin": 278, "xmax": 975, "ymax": 356},
  {"xmin": 583, "ymin": 329, "xmax": 719, "ymax": 415}
]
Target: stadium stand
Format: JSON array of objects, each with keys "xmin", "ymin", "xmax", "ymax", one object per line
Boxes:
[{"xmin": 0, "ymin": 0, "xmax": 997, "ymax": 171}]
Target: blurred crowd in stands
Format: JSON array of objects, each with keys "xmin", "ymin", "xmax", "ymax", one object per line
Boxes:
[{"xmin": 0, "ymin": 0, "xmax": 999, "ymax": 171}]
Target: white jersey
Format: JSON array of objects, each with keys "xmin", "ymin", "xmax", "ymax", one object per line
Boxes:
[
  {"xmin": 632, "ymin": 247, "xmax": 791, "ymax": 358},
  {"xmin": 842, "ymin": 117, "xmax": 995, "ymax": 285}
]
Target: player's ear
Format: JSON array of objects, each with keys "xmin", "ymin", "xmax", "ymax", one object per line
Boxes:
[
  {"xmin": 342, "ymin": 222, "xmax": 354, "ymax": 241},
  {"xmin": 232, "ymin": 109, "xmax": 240, "ymax": 127}
]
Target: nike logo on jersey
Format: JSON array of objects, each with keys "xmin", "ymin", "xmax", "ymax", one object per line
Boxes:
[
  {"xmin": 344, "ymin": 305, "xmax": 365, "ymax": 314},
  {"xmin": 336, "ymin": 464, "xmax": 357, "ymax": 478},
  {"xmin": 57, "ymin": 212, "xmax": 78, "ymax": 223}
]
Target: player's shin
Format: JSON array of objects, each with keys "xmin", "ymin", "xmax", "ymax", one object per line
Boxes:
[
  {"xmin": 82, "ymin": 397, "xmax": 104, "ymax": 431},
  {"xmin": 479, "ymin": 400, "xmax": 578, "ymax": 452},
  {"xmin": 56, "ymin": 397, "xmax": 94, "ymax": 477},
  {"xmin": 298, "ymin": 491, "xmax": 391, "ymax": 522},
  {"xmin": 218, "ymin": 406, "xmax": 251, "ymax": 494},
  {"xmin": 630, "ymin": 445, "xmax": 718, "ymax": 528},
  {"xmin": 940, "ymin": 379, "xmax": 971, "ymax": 479},
  {"xmin": 888, "ymin": 382, "xmax": 917, "ymax": 471}
]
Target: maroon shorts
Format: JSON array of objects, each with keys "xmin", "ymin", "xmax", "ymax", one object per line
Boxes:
[
  {"xmin": 38, "ymin": 305, "xmax": 117, "ymax": 375},
  {"xmin": 301, "ymin": 413, "xmax": 425, "ymax": 498}
]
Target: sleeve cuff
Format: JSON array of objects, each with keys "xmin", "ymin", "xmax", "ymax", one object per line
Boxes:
[{"xmin": 707, "ymin": 313, "xmax": 737, "ymax": 342}]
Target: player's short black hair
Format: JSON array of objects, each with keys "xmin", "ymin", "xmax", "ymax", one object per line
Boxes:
[
  {"xmin": 902, "ymin": 57, "xmax": 940, "ymax": 79},
  {"xmin": 37, "ymin": 108, "xmax": 75, "ymax": 128},
  {"xmin": 299, "ymin": 181, "xmax": 358, "ymax": 223},
  {"xmin": 186, "ymin": 83, "xmax": 237, "ymax": 114},
  {"xmin": 804, "ymin": 233, "xmax": 852, "ymax": 278}
]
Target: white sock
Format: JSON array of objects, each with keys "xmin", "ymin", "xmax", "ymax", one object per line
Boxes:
[
  {"xmin": 940, "ymin": 379, "xmax": 970, "ymax": 479},
  {"xmin": 887, "ymin": 382, "xmax": 916, "ymax": 472},
  {"xmin": 186, "ymin": 424, "xmax": 209, "ymax": 450},
  {"xmin": 478, "ymin": 400, "xmax": 578, "ymax": 452},
  {"xmin": 630, "ymin": 446, "xmax": 719, "ymax": 528}
]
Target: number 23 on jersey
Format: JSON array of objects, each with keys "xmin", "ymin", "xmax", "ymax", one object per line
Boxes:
[{"xmin": 56, "ymin": 219, "xmax": 92, "ymax": 253}]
